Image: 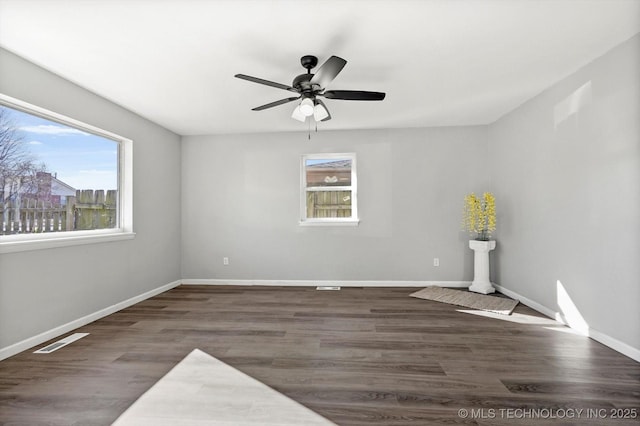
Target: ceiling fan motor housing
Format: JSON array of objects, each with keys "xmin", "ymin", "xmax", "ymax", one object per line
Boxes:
[{"xmin": 292, "ymin": 73, "xmax": 319, "ymax": 94}]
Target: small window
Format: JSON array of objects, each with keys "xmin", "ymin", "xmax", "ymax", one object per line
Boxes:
[
  {"xmin": 300, "ymin": 153, "xmax": 358, "ymax": 225},
  {"xmin": 0, "ymin": 94, "xmax": 133, "ymax": 252}
]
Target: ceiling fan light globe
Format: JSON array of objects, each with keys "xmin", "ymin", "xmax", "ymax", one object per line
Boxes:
[
  {"xmin": 299, "ymin": 98, "xmax": 314, "ymax": 116},
  {"xmin": 291, "ymin": 105, "xmax": 306, "ymax": 122},
  {"xmin": 313, "ymin": 103, "xmax": 329, "ymax": 121}
]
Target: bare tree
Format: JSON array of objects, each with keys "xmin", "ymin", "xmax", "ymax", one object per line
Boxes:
[{"xmin": 0, "ymin": 107, "xmax": 47, "ymax": 204}]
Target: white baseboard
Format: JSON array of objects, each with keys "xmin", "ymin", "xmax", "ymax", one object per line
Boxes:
[
  {"xmin": 493, "ymin": 284, "xmax": 559, "ymax": 319},
  {"xmin": 493, "ymin": 283, "xmax": 640, "ymax": 363},
  {"xmin": 587, "ymin": 328, "xmax": 640, "ymax": 363},
  {"xmin": 181, "ymin": 279, "xmax": 471, "ymax": 288},
  {"xmin": 0, "ymin": 279, "xmax": 182, "ymax": 362}
]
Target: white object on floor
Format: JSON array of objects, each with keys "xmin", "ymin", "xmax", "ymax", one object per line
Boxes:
[
  {"xmin": 112, "ymin": 348, "xmax": 336, "ymax": 426},
  {"xmin": 468, "ymin": 239, "xmax": 496, "ymax": 294}
]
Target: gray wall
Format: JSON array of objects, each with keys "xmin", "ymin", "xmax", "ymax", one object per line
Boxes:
[
  {"xmin": 488, "ymin": 34, "xmax": 640, "ymax": 349},
  {"xmin": 0, "ymin": 48, "xmax": 182, "ymax": 350},
  {"xmin": 182, "ymin": 127, "xmax": 489, "ymax": 282}
]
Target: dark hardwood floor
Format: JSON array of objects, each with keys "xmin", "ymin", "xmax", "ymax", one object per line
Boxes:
[{"xmin": 0, "ymin": 286, "xmax": 638, "ymax": 425}]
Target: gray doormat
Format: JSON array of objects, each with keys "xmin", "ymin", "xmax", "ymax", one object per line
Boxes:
[{"xmin": 410, "ymin": 286, "xmax": 518, "ymax": 315}]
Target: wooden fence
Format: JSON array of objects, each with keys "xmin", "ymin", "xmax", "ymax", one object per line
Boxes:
[
  {"xmin": 0, "ymin": 189, "xmax": 117, "ymax": 235},
  {"xmin": 306, "ymin": 190, "xmax": 352, "ymax": 218}
]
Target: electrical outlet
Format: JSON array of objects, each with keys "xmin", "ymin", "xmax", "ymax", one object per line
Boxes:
[
  {"xmin": 433, "ymin": 257, "xmax": 440, "ymax": 267},
  {"xmin": 223, "ymin": 257, "xmax": 229, "ymax": 266}
]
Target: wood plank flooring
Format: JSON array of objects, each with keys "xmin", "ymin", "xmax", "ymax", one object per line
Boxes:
[{"xmin": 0, "ymin": 286, "xmax": 638, "ymax": 425}]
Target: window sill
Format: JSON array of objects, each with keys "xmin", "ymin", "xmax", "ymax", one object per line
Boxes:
[
  {"xmin": 299, "ymin": 219, "xmax": 360, "ymax": 227},
  {"xmin": 0, "ymin": 231, "xmax": 136, "ymax": 254}
]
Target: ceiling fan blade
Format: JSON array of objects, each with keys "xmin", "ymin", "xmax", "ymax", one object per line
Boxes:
[
  {"xmin": 315, "ymin": 99, "xmax": 332, "ymax": 122},
  {"xmin": 235, "ymin": 74, "xmax": 298, "ymax": 93},
  {"xmin": 310, "ymin": 56, "xmax": 347, "ymax": 89},
  {"xmin": 322, "ymin": 90, "xmax": 386, "ymax": 101},
  {"xmin": 252, "ymin": 96, "xmax": 301, "ymax": 111}
]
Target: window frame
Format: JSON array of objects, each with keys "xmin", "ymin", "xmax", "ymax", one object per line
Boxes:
[
  {"xmin": 300, "ymin": 152, "xmax": 359, "ymax": 226},
  {"xmin": 0, "ymin": 93, "xmax": 134, "ymax": 253}
]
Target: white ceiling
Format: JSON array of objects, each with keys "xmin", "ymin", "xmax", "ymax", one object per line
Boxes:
[{"xmin": 0, "ymin": 0, "xmax": 638, "ymax": 136}]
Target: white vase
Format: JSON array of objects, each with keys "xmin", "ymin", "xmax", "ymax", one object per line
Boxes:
[{"xmin": 468, "ymin": 239, "xmax": 496, "ymax": 294}]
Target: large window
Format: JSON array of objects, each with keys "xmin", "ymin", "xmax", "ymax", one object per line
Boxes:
[
  {"xmin": 0, "ymin": 94, "xmax": 133, "ymax": 252},
  {"xmin": 300, "ymin": 153, "xmax": 358, "ymax": 225}
]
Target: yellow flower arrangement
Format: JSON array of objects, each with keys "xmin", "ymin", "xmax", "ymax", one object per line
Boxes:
[{"xmin": 462, "ymin": 192, "xmax": 496, "ymax": 241}]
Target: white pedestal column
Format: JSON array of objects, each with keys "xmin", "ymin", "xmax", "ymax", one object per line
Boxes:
[{"xmin": 468, "ymin": 240, "xmax": 496, "ymax": 294}]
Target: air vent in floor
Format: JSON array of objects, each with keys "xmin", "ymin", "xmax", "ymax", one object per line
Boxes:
[
  {"xmin": 316, "ymin": 286, "xmax": 341, "ymax": 290},
  {"xmin": 33, "ymin": 332, "xmax": 89, "ymax": 354}
]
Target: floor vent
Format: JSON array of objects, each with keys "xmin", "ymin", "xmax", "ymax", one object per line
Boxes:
[
  {"xmin": 316, "ymin": 286, "xmax": 341, "ymax": 290},
  {"xmin": 33, "ymin": 332, "xmax": 89, "ymax": 354}
]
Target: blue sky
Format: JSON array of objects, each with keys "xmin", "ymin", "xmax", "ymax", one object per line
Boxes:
[
  {"xmin": 305, "ymin": 158, "xmax": 351, "ymax": 166},
  {"xmin": 2, "ymin": 105, "xmax": 118, "ymax": 190}
]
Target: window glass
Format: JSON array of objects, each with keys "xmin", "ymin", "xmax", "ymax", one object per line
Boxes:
[
  {"xmin": 1, "ymin": 103, "xmax": 119, "ymax": 235},
  {"xmin": 301, "ymin": 153, "xmax": 357, "ymax": 224},
  {"xmin": 306, "ymin": 190, "xmax": 352, "ymax": 218},
  {"xmin": 305, "ymin": 158, "xmax": 352, "ymax": 188}
]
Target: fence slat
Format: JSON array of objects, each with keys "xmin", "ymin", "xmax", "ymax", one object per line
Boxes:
[
  {"xmin": 0, "ymin": 190, "xmax": 117, "ymax": 235},
  {"xmin": 307, "ymin": 190, "xmax": 352, "ymax": 218}
]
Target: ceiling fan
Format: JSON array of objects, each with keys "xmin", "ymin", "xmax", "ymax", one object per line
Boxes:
[{"xmin": 235, "ymin": 55, "xmax": 385, "ymax": 123}]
